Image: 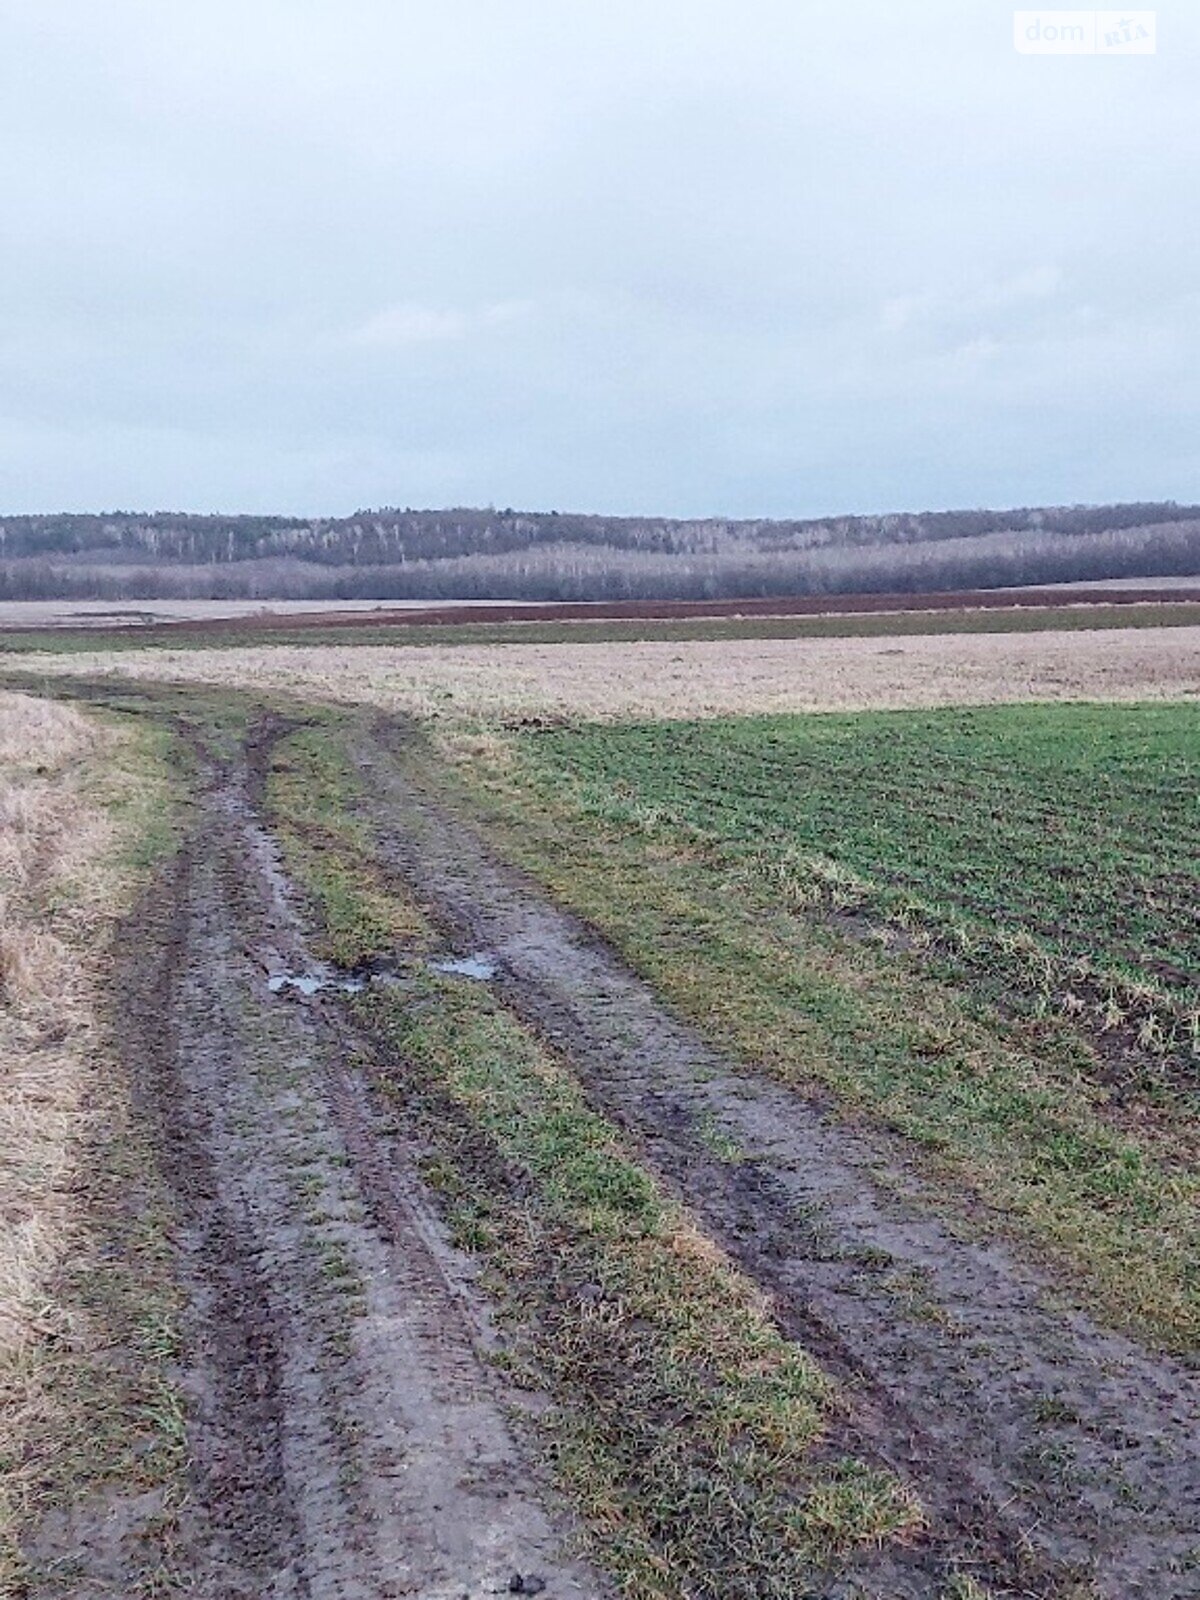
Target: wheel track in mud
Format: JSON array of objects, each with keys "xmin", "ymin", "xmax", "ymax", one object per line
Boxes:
[
  {"xmin": 118, "ymin": 834, "xmax": 307, "ymax": 1595},
  {"xmin": 345, "ymin": 714, "xmax": 1200, "ymax": 1600},
  {"xmin": 42, "ymin": 697, "xmax": 601, "ymax": 1600}
]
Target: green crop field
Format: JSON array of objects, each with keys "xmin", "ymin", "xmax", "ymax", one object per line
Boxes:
[{"xmin": 524, "ymin": 702, "xmax": 1200, "ymax": 1005}]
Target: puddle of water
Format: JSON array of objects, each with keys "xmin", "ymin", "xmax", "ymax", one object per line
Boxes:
[
  {"xmin": 429, "ymin": 953, "xmax": 497, "ymax": 981},
  {"xmin": 268, "ymin": 972, "xmax": 366, "ymax": 997}
]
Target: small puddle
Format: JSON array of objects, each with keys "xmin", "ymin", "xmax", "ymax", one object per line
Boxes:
[
  {"xmin": 268, "ymin": 972, "xmax": 367, "ymax": 997},
  {"xmin": 268, "ymin": 953, "xmax": 495, "ymax": 996},
  {"xmin": 429, "ymin": 953, "xmax": 497, "ymax": 981}
]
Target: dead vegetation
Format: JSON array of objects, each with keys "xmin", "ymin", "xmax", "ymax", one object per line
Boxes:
[
  {"xmin": 10, "ymin": 623, "xmax": 1200, "ymax": 723},
  {"xmin": 0, "ymin": 690, "xmax": 177, "ymax": 1587},
  {"xmin": 0, "ymin": 695, "xmax": 107, "ymax": 1343}
]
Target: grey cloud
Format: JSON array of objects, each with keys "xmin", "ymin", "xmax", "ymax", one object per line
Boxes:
[{"xmin": 0, "ymin": 0, "xmax": 1195, "ymax": 515}]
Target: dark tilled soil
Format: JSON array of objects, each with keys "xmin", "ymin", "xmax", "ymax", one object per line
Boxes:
[
  {"xmin": 5, "ymin": 586, "xmax": 1197, "ymax": 639},
  {"xmin": 345, "ymin": 718, "xmax": 1200, "ymax": 1600},
  {"xmin": 29, "ymin": 719, "xmax": 601, "ymax": 1600}
]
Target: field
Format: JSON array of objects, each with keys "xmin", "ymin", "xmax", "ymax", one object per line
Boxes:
[
  {"xmin": 11, "ymin": 622, "xmax": 1200, "ymax": 721},
  {"xmin": 469, "ymin": 705, "xmax": 1198, "ymax": 1338},
  {"xmin": 2, "ymin": 593, "xmax": 1199, "ymax": 658},
  {"xmin": 0, "ymin": 606, "xmax": 1196, "ymax": 1600},
  {"xmin": 0, "ymin": 596, "xmax": 530, "ymax": 629},
  {"xmin": 523, "ymin": 703, "xmax": 1199, "ymax": 1004}
]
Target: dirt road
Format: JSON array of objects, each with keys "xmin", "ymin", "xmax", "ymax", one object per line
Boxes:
[
  {"xmin": 23, "ymin": 687, "xmax": 1200, "ymax": 1599},
  {"xmin": 28, "ymin": 706, "xmax": 600, "ymax": 1599}
]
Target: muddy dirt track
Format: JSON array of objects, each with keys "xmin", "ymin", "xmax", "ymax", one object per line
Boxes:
[
  {"xmin": 25, "ymin": 688, "xmax": 1200, "ymax": 1600},
  {"xmin": 34, "ymin": 708, "xmax": 601, "ymax": 1600}
]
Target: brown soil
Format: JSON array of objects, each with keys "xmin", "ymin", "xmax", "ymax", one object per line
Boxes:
[
  {"xmin": 344, "ymin": 715, "xmax": 1200, "ymax": 1600},
  {"xmin": 4, "ymin": 586, "xmax": 1198, "ymax": 638}
]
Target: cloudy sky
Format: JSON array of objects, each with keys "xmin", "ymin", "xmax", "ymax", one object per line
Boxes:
[{"xmin": 0, "ymin": 2, "xmax": 1194, "ymax": 517}]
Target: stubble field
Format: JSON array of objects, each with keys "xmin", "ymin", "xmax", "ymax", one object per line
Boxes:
[{"xmin": 12, "ymin": 622, "xmax": 1200, "ymax": 720}]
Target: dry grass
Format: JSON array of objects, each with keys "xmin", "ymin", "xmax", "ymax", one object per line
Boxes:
[
  {"xmin": 11, "ymin": 625, "xmax": 1200, "ymax": 722},
  {"xmin": 0, "ymin": 691, "xmax": 164, "ymax": 1580},
  {"xmin": 0, "ymin": 691, "xmax": 100, "ymax": 769}
]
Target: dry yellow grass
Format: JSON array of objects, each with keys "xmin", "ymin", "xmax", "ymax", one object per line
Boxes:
[
  {"xmin": 0, "ymin": 691, "xmax": 162, "ymax": 1579},
  {"xmin": 10, "ymin": 624, "xmax": 1200, "ymax": 721},
  {"xmin": 0, "ymin": 693, "xmax": 101, "ymax": 769}
]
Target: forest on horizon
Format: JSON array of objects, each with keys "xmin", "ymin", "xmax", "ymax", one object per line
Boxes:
[{"xmin": 0, "ymin": 500, "xmax": 1196, "ymax": 602}]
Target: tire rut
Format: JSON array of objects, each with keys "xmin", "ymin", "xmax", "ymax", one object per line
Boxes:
[
  {"xmin": 90, "ymin": 720, "xmax": 601, "ymax": 1600},
  {"xmin": 348, "ymin": 718, "xmax": 1200, "ymax": 1600}
]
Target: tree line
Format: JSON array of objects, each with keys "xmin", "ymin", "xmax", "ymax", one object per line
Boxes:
[{"xmin": 0, "ymin": 503, "xmax": 1195, "ymax": 601}]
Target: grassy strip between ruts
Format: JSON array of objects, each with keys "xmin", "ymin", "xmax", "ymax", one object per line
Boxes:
[
  {"xmin": 2, "ymin": 600, "xmax": 1199, "ymax": 657},
  {"xmin": 416, "ymin": 720, "xmax": 1200, "ymax": 1355},
  {"xmin": 265, "ymin": 719, "xmax": 427, "ymax": 967},
  {"xmin": 0, "ymin": 695, "xmax": 187, "ymax": 1595},
  {"xmin": 263, "ymin": 721, "xmax": 927, "ymax": 1600}
]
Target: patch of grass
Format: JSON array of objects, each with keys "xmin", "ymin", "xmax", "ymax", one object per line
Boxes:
[
  {"xmin": 695, "ymin": 1111, "xmax": 748, "ymax": 1166},
  {"xmin": 265, "ymin": 720, "xmax": 427, "ymax": 967},
  {"xmin": 276, "ymin": 724, "xmax": 923, "ymax": 1598},
  {"xmin": 39, "ymin": 1103, "xmax": 189, "ymax": 1487},
  {"xmin": 90, "ymin": 715, "xmax": 186, "ymax": 877},
  {"xmin": 424, "ymin": 707, "xmax": 1200, "ymax": 1351}
]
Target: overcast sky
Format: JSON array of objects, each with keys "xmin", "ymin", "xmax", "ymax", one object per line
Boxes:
[{"xmin": 0, "ymin": 2, "xmax": 1195, "ymax": 518}]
